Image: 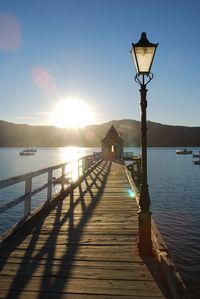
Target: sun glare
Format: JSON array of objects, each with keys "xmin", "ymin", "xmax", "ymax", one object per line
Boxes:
[{"xmin": 52, "ymin": 98, "xmax": 95, "ymax": 128}]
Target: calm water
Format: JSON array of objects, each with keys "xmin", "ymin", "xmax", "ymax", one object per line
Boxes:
[{"xmin": 0, "ymin": 147, "xmax": 199, "ymax": 298}]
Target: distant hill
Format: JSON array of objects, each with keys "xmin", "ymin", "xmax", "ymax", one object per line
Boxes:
[{"xmin": 0, "ymin": 119, "xmax": 200, "ymax": 147}]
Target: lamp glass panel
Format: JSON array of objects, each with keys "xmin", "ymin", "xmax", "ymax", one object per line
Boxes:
[{"xmin": 135, "ymin": 46, "xmax": 156, "ymax": 73}]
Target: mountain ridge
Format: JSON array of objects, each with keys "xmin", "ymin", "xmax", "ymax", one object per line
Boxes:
[{"xmin": 0, "ymin": 119, "xmax": 199, "ymax": 147}]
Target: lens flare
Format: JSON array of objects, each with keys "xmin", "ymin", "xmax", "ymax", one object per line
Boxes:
[
  {"xmin": 0, "ymin": 13, "xmax": 21, "ymax": 51},
  {"xmin": 32, "ymin": 66, "xmax": 58, "ymax": 97},
  {"xmin": 128, "ymin": 188, "xmax": 135, "ymax": 198}
]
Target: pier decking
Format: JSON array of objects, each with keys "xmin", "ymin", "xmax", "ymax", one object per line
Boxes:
[{"xmin": 0, "ymin": 160, "xmax": 173, "ymax": 299}]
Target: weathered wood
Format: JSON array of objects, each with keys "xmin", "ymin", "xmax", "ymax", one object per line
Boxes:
[
  {"xmin": 0, "ymin": 153, "xmax": 102, "ymax": 221},
  {"xmin": 0, "ymin": 291, "xmax": 166, "ymax": 299},
  {"xmin": 0, "ymin": 276, "xmax": 167, "ymax": 296},
  {"xmin": 47, "ymin": 168, "xmax": 53, "ymax": 201},
  {"xmin": 24, "ymin": 177, "xmax": 32, "ymax": 217},
  {"xmin": 0, "ymin": 161, "xmax": 174, "ymax": 298}
]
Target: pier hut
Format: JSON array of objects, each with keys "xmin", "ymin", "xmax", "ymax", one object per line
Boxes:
[{"xmin": 101, "ymin": 125, "xmax": 124, "ymax": 161}]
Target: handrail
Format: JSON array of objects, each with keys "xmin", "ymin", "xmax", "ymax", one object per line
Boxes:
[
  {"xmin": 0, "ymin": 152, "xmax": 102, "ymax": 222},
  {"xmin": 0, "ymin": 162, "xmax": 66, "ymax": 189}
]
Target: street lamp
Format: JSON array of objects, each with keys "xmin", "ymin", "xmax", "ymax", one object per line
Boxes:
[{"xmin": 130, "ymin": 32, "xmax": 158, "ymax": 255}]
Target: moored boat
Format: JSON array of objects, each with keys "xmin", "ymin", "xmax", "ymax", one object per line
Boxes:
[
  {"xmin": 193, "ymin": 154, "xmax": 200, "ymax": 158},
  {"xmin": 193, "ymin": 159, "xmax": 200, "ymax": 165},
  {"xmin": 19, "ymin": 148, "xmax": 36, "ymax": 156},
  {"xmin": 176, "ymin": 149, "xmax": 193, "ymax": 155},
  {"xmin": 192, "ymin": 151, "xmax": 200, "ymax": 158},
  {"xmin": 20, "ymin": 151, "xmax": 35, "ymax": 156}
]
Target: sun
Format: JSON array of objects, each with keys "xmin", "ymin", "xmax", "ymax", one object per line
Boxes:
[{"xmin": 51, "ymin": 98, "xmax": 96, "ymax": 128}]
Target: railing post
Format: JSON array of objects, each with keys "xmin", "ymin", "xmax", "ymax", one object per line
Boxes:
[
  {"xmin": 24, "ymin": 177, "xmax": 32, "ymax": 218},
  {"xmin": 92, "ymin": 152, "xmax": 97, "ymax": 164},
  {"xmin": 88, "ymin": 156, "xmax": 92, "ymax": 169},
  {"xmin": 84, "ymin": 157, "xmax": 88, "ymax": 173},
  {"xmin": 83, "ymin": 157, "xmax": 86, "ymax": 174},
  {"xmin": 47, "ymin": 169, "xmax": 53, "ymax": 201},
  {"xmin": 61, "ymin": 165, "xmax": 65, "ymax": 191},
  {"xmin": 78, "ymin": 158, "xmax": 81, "ymax": 178}
]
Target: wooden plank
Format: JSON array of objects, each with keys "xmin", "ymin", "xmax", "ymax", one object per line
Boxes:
[
  {"xmin": 0, "ymin": 257, "xmax": 160, "ymax": 269},
  {"xmin": 0, "ymin": 291, "xmax": 166, "ymax": 299},
  {"xmin": 0, "ymin": 276, "xmax": 167, "ymax": 297},
  {"xmin": 0, "ymin": 263, "xmax": 164, "ymax": 281}
]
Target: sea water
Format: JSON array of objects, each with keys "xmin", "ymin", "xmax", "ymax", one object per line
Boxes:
[{"xmin": 0, "ymin": 146, "xmax": 199, "ymax": 298}]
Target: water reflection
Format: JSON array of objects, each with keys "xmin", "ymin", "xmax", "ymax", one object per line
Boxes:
[
  {"xmin": 0, "ymin": 147, "xmax": 97, "ymax": 236},
  {"xmin": 60, "ymin": 147, "xmax": 84, "ymax": 182}
]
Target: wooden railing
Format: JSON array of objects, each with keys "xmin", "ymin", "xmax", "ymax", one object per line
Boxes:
[{"xmin": 0, "ymin": 152, "xmax": 102, "ymax": 222}]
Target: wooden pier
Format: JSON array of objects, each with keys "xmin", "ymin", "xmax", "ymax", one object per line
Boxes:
[{"xmin": 0, "ymin": 156, "xmax": 187, "ymax": 298}]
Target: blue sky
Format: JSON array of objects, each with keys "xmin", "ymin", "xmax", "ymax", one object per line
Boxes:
[{"xmin": 0, "ymin": 0, "xmax": 200, "ymax": 127}]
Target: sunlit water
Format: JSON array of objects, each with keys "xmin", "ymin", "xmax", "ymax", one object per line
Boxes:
[{"xmin": 0, "ymin": 147, "xmax": 199, "ymax": 298}]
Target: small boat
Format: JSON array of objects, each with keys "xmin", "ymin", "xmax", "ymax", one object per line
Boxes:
[
  {"xmin": 193, "ymin": 151, "xmax": 200, "ymax": 158},
  {"xmin": 20, "ymin": 151, "xmax": 35, "ymax": 156},
  {"xmin": 19, "ymin": 148, "xmax": 36, "ymax": 156},
  {"xmin": 193, "ymin": 154, "xmax": 200, "ymax": 158},
  {"xmin": 176, "ymin": 149, "xmax": 193, "ymax": 155},
  {"xmin": 193, "ymin": 155, "xmax": 200, "ymax": 164}
]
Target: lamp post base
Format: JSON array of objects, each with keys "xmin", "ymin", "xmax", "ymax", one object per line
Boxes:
[{"xmin": 137, "ymin": 210, "xmax": 153, "ymax": 256}]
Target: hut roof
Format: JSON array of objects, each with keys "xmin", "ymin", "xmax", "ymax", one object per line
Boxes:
[{"xmin": 101, "ymin": 125, "xmax": 124, "ymax": 143}]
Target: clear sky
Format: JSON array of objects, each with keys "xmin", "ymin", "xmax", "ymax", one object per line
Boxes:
[{"xmin": 0, "ymin": 0, "xmax": 200, "ymax": 127}]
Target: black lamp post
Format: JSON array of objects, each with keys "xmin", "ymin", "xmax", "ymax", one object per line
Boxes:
[{"xmin": 130, "ymin": 32, "xmax": 158, "ymax": 255}]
